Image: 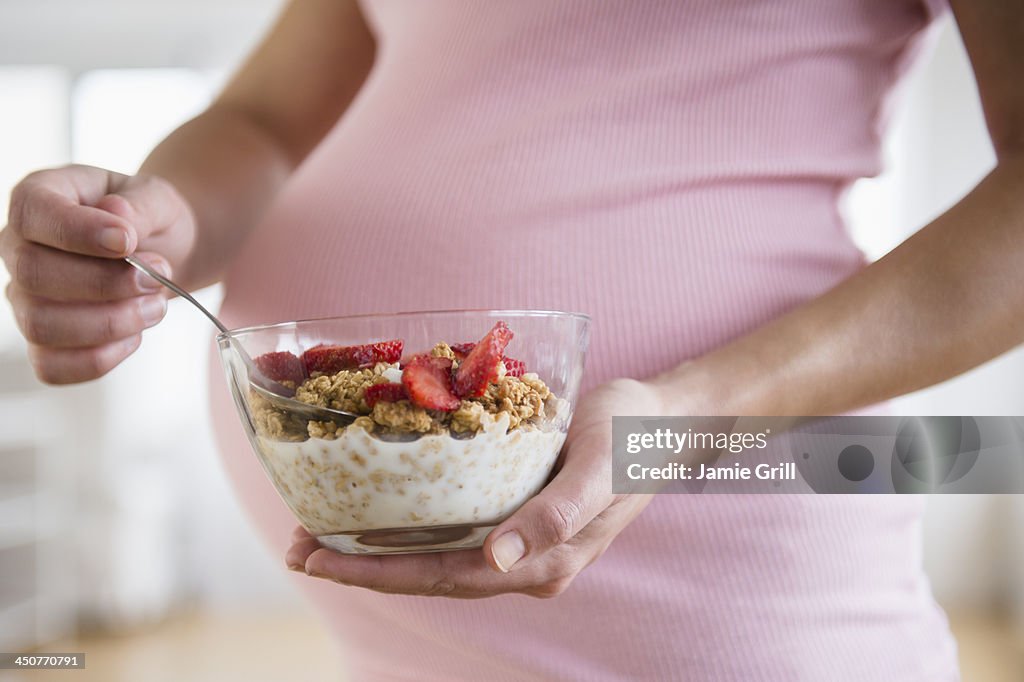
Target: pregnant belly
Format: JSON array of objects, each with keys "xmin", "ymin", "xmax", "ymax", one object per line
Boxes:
[
  {"xmin": 206, "ymin": 154, "xmax": 956, "ymax": 682},
  {"xmin": 219, "ymin": 167, "xmax": 865, "ymax": 392}
]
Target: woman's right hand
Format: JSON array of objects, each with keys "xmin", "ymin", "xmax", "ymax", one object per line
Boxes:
[{"xmin": 0, "ymin": 164, "xmax": 196, "ymax": 384}]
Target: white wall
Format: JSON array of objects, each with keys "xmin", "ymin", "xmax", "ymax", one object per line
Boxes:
[
  {"xmin": 0, "ymin": 0, "xmax": 282, "ymax": 70},
  {"xmin": 0, "ymin": 0, "xmax": 298, "ymax": 627}
]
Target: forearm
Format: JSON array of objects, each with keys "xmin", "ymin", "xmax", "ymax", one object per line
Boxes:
[
  {"xmin": 137, "ymin": 105, "xmax": 294, "ymax": 290},
  {"xmin": 135, "ymin": 0, "xmax": 376, "ymax": 290},
  {"xmin": 653, "ymin": 155, "xmax": 1024, "ymax": 416}
]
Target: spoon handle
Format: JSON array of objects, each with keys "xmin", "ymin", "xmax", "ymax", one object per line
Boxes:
[
  {"xmin": 125, "ymin": 255, "xmax": 229, "ymax": 335},
  {"xmin": 123, "ymin": 256, "xmax": 355, "ymax": 421}
]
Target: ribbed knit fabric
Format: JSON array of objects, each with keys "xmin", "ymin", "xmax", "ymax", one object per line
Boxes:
[{"xmin": 208, "ymin": 1, "xmax": 960, "ymax": 679}]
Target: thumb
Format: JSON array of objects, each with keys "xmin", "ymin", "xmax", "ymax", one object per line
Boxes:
[
  {"xmin": 483, "ymin": 439, "xmax": 612, "ymax": 573},
  {"xmin": 93, "ymin": 175, "xmax": 185, "ymax": 250}
]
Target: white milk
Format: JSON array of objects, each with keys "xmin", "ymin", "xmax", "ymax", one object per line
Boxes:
[{"xmin": 258, "ymin": 411, "xmax": 567, "ymax": 536}]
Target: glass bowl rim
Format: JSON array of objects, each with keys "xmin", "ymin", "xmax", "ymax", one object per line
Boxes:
[{"xmin": 216, "ymin": 308, "xmax": 591, "ymax": 344}]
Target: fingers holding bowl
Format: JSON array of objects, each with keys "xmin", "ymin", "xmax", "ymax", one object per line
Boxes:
[{"xmin": 287, "ymin": 533, "xmax": 585, "ymax": 599}]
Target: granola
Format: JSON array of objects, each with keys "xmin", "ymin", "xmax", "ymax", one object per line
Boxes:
[
  {"xmin": 248, "ymin": 322, "xmax": 562, "ymax": 442},
  {"xmin": 251, "ymin": 366, "xmax": 555, "ymax": 440}
]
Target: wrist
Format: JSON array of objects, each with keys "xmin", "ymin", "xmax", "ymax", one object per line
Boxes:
[
  {"xmin": 646, "ymin": 357, "xmax": 764, "ymax": 417},
  {"xmin": 644, "ymin": 362, "xmax": 703, "ymax": 416},
  {"xmin": 140, "ymin": 173, "xmax": 200, "ymax": 288}
]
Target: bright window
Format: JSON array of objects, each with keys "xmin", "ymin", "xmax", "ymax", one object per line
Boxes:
[{"xmin": 72, "ymin": 69, "xmax": 222, "ymax": 172}]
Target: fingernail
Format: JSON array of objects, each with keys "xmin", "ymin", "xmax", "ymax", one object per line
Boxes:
[
  {"xmin": 98, "ymin": 227, "xmax": 129, "ymax": 254},
  {"xmin": 134, "ymin": 260, "xmax": 170, "ymax": 292},
  {"xmin": 139, "ymin": 296, "xmax": 166, "ymax": 326},
  {"xmin": 287, "ymin": 563, "xmax": 304, "ymax": 572},
  {"xmin": 309, "ymin": 572, "xmax": 350, "ymax": 586},
  {"xmin": 492, "ymin": 531, "xmax": 525, "ymax": 572}
]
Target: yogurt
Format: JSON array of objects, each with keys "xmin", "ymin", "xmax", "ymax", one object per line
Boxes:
[{"xmin": 255, "ymin": 410, "xmax": 567, "ymax": 543}]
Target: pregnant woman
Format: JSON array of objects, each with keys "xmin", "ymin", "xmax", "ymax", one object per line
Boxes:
[{"xmin": 3, "ymin": 1, "xmax": 1022, "ymax": 679}]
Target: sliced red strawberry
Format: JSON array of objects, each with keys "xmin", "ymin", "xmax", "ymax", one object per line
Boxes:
[
  {"xmin": 302, "ymin": 339, "xmax": 404, "ymax": 374},
  {"xmin": 453, "ymin": 321, "xmax": 514, "ymax": 398},
  {"xmin": 364, "ymin": 382, "xmax": 409, "ymax": 408},
  {"xmin": 370, "ymin": 339, "xmax": 404, "ymax": 364},
  {"xmin": 401, "ymin": 356, "xmax": 460, "ymax": 411},
  {"xmin": 254, "ymin": 351, "xmax": 305, "ymax": 384},
  {"xmin": 398, "ymin": 352, "xmax": 428, "ymax": 369},
  {"xmin": 302, "ymin": 344, "xmax": 372, "ymax": 373},
  {"xmin": 448, "ymin": 340, "xmax": 526, "ymax": 376},
  {"xmin": 450, "ymin": 342, "xmax": 476, "ymax": 360},
  {"xmin": 502, "ymin": 357, "xmax": 526, "ymax": 378}
]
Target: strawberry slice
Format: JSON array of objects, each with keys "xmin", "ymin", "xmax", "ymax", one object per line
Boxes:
[
  {"xmin": 302, "ymin": 339, "xmax": 404, "ymax": 374},
  {"xmin": 364, "ymin": 382, "xmax": 409, "ymax": 408},
  {"xmin": 502, "ymin": 357, "xmax": 526, "ymax": 378},
  {"xmin": 303, "ymin": 344, "xmax": 373, "ymax": 373},
  {"xmin": 401, "ymin": 356, "xmax": 460, "ymax": 411},
  {"xmin": 450, "ymin": 342, "xmax": 476, "ymax": 360},
  {"xmin": 254, "ymin": 351, "xmax": 305, "ymax": 385},
  {"xmin": 398, "ymin": 352, "xmax": 428, "ymax": 370},
  {"xmin": 453, "ymin": 321, "xmax": 514, "ymax": 398},
  {"xmin": 449, "ymin": 340, "xmax": 526, "ymax": 376},
  {"xmin": 370, "ymin": 339, "xmax": 404, "ymax": 364}
]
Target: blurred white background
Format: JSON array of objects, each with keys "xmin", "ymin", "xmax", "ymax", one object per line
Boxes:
[
  {"xmin": 0, "ymin": 0, "xmax": 1021, "ymax": 678},
  {"xmin": 0, "ymin": 0, "xmax": 297, "ymax": 655}
]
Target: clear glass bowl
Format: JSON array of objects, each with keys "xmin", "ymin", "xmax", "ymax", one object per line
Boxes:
[{"xmin": 217, "ymin": 310, "xmax": 590, "ymax": 554}]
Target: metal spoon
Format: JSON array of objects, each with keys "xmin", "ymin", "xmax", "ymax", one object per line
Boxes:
[{"xmin": 124, "ymin": 255, "xmax": 359, "ymax": 426}]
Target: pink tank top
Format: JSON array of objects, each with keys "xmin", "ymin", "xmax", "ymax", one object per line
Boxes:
[{"xmin": 210, "ymin": 1, "xmax": 960, "ymax": 678}]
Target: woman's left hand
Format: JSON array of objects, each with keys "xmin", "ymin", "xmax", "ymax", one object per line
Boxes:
[{"xmin": 285, "ymin": 378, "xmax": 663, "ymax": 598}]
